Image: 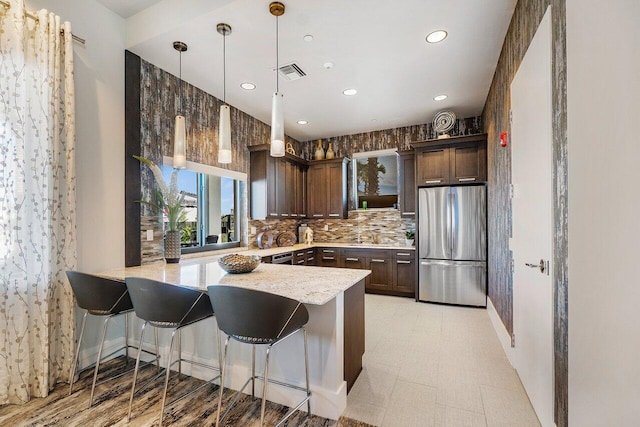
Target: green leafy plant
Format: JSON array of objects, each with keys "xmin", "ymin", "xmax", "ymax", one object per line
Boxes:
[
  {"xmin": 134, "ymin": 155, "xmax": 187, "ymax": 231},
  {"xmin": 405, "ymin": 229, "xmax": 415, "ymax": 240}
]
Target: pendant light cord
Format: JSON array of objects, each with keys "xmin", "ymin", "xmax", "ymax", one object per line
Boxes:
[
  {"xmin": 179, "ymin": 50, "xmax": 183, "ymax": 114},
  {"xmin": 223, "ymin": 31, "xmax": 227, "ymax": 104},
  {"xmin": 276, "ymin": 15, "xmax": 279, "ymax": 93}
]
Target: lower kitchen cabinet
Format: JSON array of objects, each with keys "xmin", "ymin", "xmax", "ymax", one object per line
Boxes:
[
  {"xmin": 305, "ymin": 248, "xmax": 316, "ymax": 266},
  {"xmin": 393, "ymin": 250, "xmax": 416, "ymax": 296},
  {"xmin": 365, "ymin": 255, "xmax": 393, "ymax": 292},
  {"xmin": 294, "ymin": 249, "xmax": 307, "ymax": 265},
  {"xmin": 318, "ymin": 248, "xmax": 339, "ymax": 267}
]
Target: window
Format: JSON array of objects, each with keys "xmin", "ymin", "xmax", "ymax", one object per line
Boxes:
[
  {"xmin": 162, "ymin": 157, "xmax": 246, "ymax": 252},
  {"xmin": 352, "ymin": 149, "xmax": 398, "ymax": 209}
]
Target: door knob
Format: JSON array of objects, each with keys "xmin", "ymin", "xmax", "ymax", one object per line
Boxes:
[{"xmin": 525, "ymin": 259, "xmax": 549, "ymax": 275}]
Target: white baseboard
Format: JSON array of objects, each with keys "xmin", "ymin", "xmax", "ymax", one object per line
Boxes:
[
  {"xmin": 487, "ymin": 297, "xmax": 515, "ymax": 367},
  {"xmin": 78, "ymin": 336, "xmax": 345, "ymax": 420}
]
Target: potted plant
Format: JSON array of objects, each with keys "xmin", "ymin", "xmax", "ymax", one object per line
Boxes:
[
  {"xmin": 134, "ymin": 155, "xmax": 187, "ymax": 263},
  {"xmin": 405, "ymin": 229, "xmax": 415, "ymax": 246}
]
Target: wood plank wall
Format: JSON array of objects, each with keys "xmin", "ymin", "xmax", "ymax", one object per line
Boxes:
[{"xmin": 481, "ymin": 1, "xmax": 568, "ymax": 425}]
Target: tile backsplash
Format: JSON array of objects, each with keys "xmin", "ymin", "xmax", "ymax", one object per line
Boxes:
[{"xmin": 249, "ymin": 209, "xmax": 415, "ymax": 248}]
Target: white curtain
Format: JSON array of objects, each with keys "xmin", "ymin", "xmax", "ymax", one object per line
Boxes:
[{"xmin": 0, "ymin": 0, "xmax": 77, "ymax": 404}]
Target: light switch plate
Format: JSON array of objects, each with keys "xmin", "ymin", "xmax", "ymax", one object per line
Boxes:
[
  {"xmin": 324, "ymin": 224, "xmax": 329, "ymax": 231},
  {"xmin": 250, "ymin": 226, "xmax": 257, "ymax": 235},
  {"xmin": 146, "ymin": 229, "xmax": 154, "ymax": 241}
]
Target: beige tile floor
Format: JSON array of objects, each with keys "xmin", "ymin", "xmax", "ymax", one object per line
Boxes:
[{"xmin": 343, "ymin": 294, "xmax": 541, "ymax": 427}]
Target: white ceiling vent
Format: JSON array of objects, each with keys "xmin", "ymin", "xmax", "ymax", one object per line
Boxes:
[{"xmin": 277, "ymin": 62, "xmax": 306, "ymax": 81}]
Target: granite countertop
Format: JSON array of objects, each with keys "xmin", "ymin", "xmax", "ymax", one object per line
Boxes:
[
  {"xmin": 99, "ymin": 255, "xmax": 370, "ymax": 306},
  {"xmin": 242, "ymin": 242, "xmax": 416, "ymax": 257}
]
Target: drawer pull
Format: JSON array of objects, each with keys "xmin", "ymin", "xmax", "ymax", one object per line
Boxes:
[
  {"xmin": 323, "ymin": 256, "xmax": 335, "ymax": 260},
  {"xmin": 297, "ymin": 260, "xmax": 305, "ymax": 264},
  {"xmin": 371, "ymin": 259, "xmax": 386, "ymax": 263},
  {"xmin": 402, "ymin": 212, "xmax": 415, "ymax": 215},
  {"xmin": 269, "ymin": 213, "xmax": 278, "ymax": 217},
  {"xmin": 281, "ymin": 213, "xmax": 289, "ymax": 217},
  {"xmin": 397, "ymin": 252, "xmax": 411, "ymax": 256},
  {"xmin": 328, "ymin": 214, "xmax": 340, "ymax": 217},
  {"xmin": 458, "ymin": 177, "xmax": 476, "ymax": 182},
  {"xmin": 425, "ymin": 179, "xmax": 442, "ymax": 184},
  {"xmin": 397, "ymin": 260, "xmax": 411, "ymax": 264},
  {"xmin": 313, "ymin": 214, "xmax": 324, "ymax": 217},
  {"xmin": 291, "ymin": 214, "xmax": 298, "ymax": 217},
  {"xmin": 307, "ymin": 257, "xmax": 314, "ymax": 262},
  {"xmin": 297, "ymin": 253, "xmax": 305, "ymax": 257},
  {"xmin": 307, "ymin": 250, "xmax": 314, "ymax": 254},
  {"xmin": 345, "ymin": 257, "xmax": 359, "ymax": 262},
  {"xmin": 323, "ymin": 249, "xmax": 335, "ymax": 253}
]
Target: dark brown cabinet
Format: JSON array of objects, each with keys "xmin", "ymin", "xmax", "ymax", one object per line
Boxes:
[
  {"xmin": 393, "ymin": 250, "xmax": 416, "ymax": 296},
  {"xmin": 307, "ymin": 158, "xmax": 349, "ymax": 219},
  {"xmin": 411, "ymin": 134, "xmax": 487, "ymax": 186},
  {"xmin": 318, "ymin": 248, "xmax": 339, "ymax": 267},
  {"xmin": 249, "ymin": 145, "xmax": 307, "ymax": 220},
  {"xmin": 305, "ymin": 248, "xmax": 316, "ymax": 266},
  {"xmin": 397, "ymin": 150, "xmax": 416, "ymax": 218},
  {"xmin": 365, "ymin": 254, "xmax": 393, "ymax": 292},
  {"xmin": 294, "ymin": 249, "xmax": 306, "ymax": 265}
]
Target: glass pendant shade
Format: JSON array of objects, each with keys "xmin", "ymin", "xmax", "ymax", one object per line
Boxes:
[
  {"xmin": 218, "ymin": 104, "xmax": 232, "ymax": 164},
  {"xmin": 173, "ymin": 114, "xmax": 187, "ymax": 169},
  {"xmin": 270, "ymin": 92, "xmax": 285, "ymax": 157}
]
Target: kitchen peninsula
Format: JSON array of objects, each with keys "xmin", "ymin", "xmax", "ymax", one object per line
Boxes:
[{"xmin": 99, "ymin": 255, "xmax": 369, "ymax": 420}]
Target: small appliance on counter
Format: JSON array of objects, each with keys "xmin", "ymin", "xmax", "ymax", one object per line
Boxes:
[{"xmin": 298, "ymin": 224, "xmax": 308, "ymax": 244}]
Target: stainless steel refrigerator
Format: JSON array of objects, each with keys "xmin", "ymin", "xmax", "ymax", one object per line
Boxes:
[{"xmin": 418, "ymin": 186, "xmax": 487, "ymax": 307}]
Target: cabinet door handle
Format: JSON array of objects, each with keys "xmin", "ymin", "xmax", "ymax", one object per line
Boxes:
[
  {"xmin": 402, "ymin": 212, "xmax": 415, "ymax": 215},
  {"xmin": 323, "ymin": 250, "xmax": 335, "ymax": 253},
  {"xmin": 397, "ymin": 260, "xmax": 411, "ymax": 264},
  {"xmin": 291, "ymin": 214, "xmax": 298, "ymax": 217},
  {"xmin": 313, "ymin": 214, "xmax": 324, "ymax": 217},
  {"xmin": 297, "ymin": 260, "xmax": 305, "ymax": 264},
  {"xmin": 297, "ymin": 253, "xmax": 305, "ymax": 257},
  {"xmin": 323, "ymin": 256, "xmax": 335, "ymax": 260},
  {"xmin": 397, "ymin": 252, "xmax": 411, "ymax": 256},
  {"xmin": 307, "ymin": 250, "xmax": 314, "ymax": 254},
  {"xmin": 371, "ymin": 259, "xmax": 386, "ymax": 263},
  {"xmin": 307, "ymin": 257, "xmax": 314, "ymax": 262},
  {"xmin": 328, "ymin": 214, "xmax": 340, "ymax": 217},
  {"xmin": 458, "ymin": 177, "xmax": 476, "ymax": 182},
  {"xmin": 425, "ymin": 179, "xmax": 442, "ymax": 184},
  {"xmin": 281, "ymin": 213, "xmax": 289, "ymax": 217},
  {"xmin": 345, "ymin": 257, "xmax": 359, "ymax": 262},
  {"xmin": 269, "ymin": 213, "xmax": 278, "ymax": 217}
]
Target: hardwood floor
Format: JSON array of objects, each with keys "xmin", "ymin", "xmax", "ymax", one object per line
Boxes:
[{"xmin": 0, "ymin": 357, "xmax": 372, "ymax": 427}]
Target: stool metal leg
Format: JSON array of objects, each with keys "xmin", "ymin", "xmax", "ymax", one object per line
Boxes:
[
  {"xmin": 215, "ymin": 336, "xmax": 230, "ymax": 427},
  {"xmin": 89, "ymin": 315, "xmax": 111, "ymax": 407},
  {"xmin": 303, "ymin": 327, "xmax": 311, "ymax": 416},
  {"xmin": 159, "ymin": 329, "xmax": 177, "ymax": 427},
  {"xmin": 177, "ymin": 329, "xmax": 182, "ymax": 376},
  {"xmin": 154, "ymin": 327, "xmax": 160, "ymax": 373},
  {"xmin": 252, "ymin": 344, "xmax": 256, "ymax": 397},
  {"xmin": 128, "ymin": 321, "xmax": 147, "ymax": 422},
  {"xmin": 69, "ymin": 310, "xmax": 88, "ymax": 396},
  {"xmin": 125, "ymin": 312, "xmax": 129, "ymax": 361},
  {"xmin": 260, "ymin": 345, "xmax": 273, "ymax": 427}
]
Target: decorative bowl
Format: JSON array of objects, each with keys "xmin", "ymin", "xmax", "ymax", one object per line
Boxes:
[{"xmin": 218, "ymin": 254, "xmax": 261, "ymax": 274}]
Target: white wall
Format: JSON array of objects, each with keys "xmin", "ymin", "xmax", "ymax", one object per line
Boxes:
[
  {"xmin": 26, "ymin": 0, "xmax": 126, "ymax": 353},
  {"xmin": 567, "ymin": 1, "xmax": 640, "ymax": 425}
]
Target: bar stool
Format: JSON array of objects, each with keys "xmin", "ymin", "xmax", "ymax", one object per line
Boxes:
[
  {"xmin": 66, "ymin": 271, "xmax": 159, "ymax": 408},
  {"xmin": 126, "ymin": 277, "xmax": 222, "ymax": 426},
  {"xmin": 207, "ymin": 285, "xmax": 311, "ymax": 427}
]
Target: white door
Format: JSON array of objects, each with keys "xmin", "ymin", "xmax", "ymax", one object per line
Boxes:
[{"xmin": 510, "ymin": 6, "xmax": 554, "ymax": 427}]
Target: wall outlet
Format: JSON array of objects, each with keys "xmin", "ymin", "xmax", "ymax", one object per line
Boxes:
[
  {"xmin": 324, "ymin": 224, "xmax": 329, "ymax": 231},
  {"xmin": 250, "ymin": 226, "xmax": 257, "ymax": 235},
  {"xmin": 146, "ymin": 229, "xmax": 154, "ymax": 241}
]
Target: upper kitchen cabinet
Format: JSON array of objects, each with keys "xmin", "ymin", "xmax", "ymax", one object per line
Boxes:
[
  {"xmin": 411, "ymin": 134, "xmax": 487, "ymax": 186},
  {"xmin": 249, "ymin": 145, "xmax": 307, "ymax": 220},
  {"xmin": 307, "ymin": 158, "xmax": 350, "ymax": 219},
  {"xmin": 396, "ymin": 150, "xmax": 416, "ymax": 218}
]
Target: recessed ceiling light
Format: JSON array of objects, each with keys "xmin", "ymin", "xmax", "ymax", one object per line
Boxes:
[
  {"xmin": 343, "ymin": 88, "xmax": 357, "ymax": 96},
  {"xmin": 297, "ymin": 120, "xmax": 308, "ymax": 125},
  {"xmin": 240, "ymin": 82, "xmax": 256, "ymax": 90},
  {"xmin": 434, "ymin": 94, "xmax": 448, "ymax": 101},
  {"xmin": 303, "ymin": 34, "xmax": 314, "ymax": 42},
  {"xmin": 323, "ymin": 62, "xmax": 334, "ymax": 70},
  {"xmin": 426, "ymin": 30, "xmax": 448, "ymax": 43}
]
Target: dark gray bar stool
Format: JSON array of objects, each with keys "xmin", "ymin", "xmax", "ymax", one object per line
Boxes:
[
  {"xmin": 207, "ymin": 285, "xmax": 311, "ymax": 427},
  {"xmin": 126, "ymin": 277, "xmax": 221, "ymax": 427},
  {"xmin": 66, "ymin": 271, "xmax": 159, "ymax": 408}
]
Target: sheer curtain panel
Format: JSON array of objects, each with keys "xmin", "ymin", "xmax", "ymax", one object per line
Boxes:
[{"xmin": 0, "ymin": 0, "xmax": 77, "ymax": 404}]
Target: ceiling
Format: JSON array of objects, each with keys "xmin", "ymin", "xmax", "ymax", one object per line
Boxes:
[{"xmin": 100, "ymin": 0, "xmax": 516, "ymax": 141}]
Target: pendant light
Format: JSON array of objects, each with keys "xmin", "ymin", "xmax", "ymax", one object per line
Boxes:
[
  {"xmin": 269, "ymin": 2, "xmax": 285, "ymax": 157},
  {"xmin": 217, "ymin": 23, "xmax": 232, "ymax": 164},
  {"xmin": 173, "ymin": 41, "xmax": 188, "ymax": 169}
]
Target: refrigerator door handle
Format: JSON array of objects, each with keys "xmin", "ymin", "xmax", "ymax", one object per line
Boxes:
[{"xmin": 449, "ymin": 189, "xmax": 456, "ymax": 258}]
